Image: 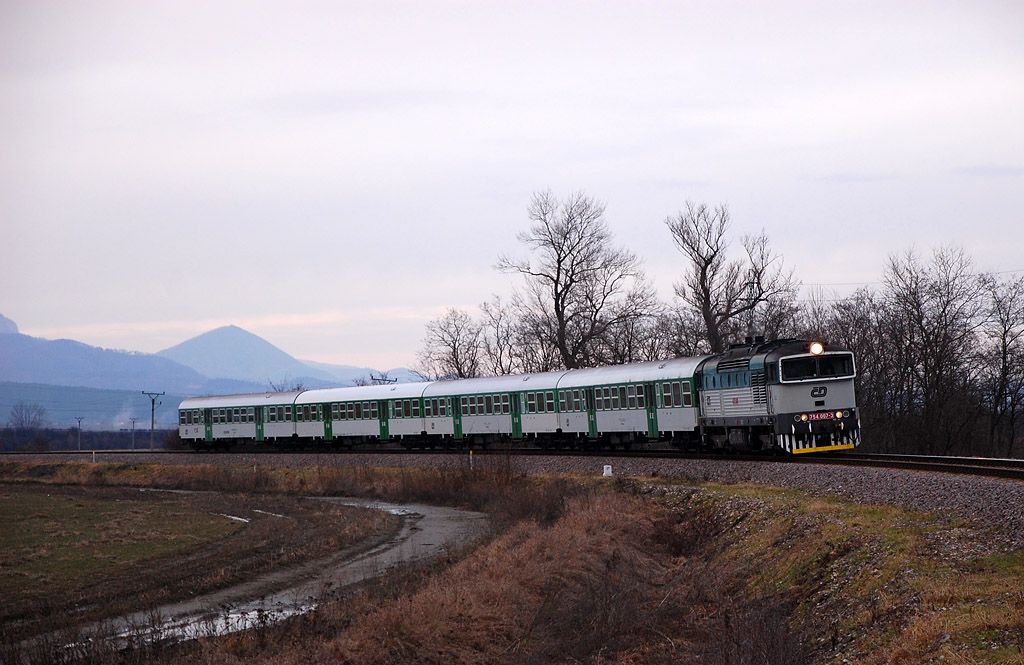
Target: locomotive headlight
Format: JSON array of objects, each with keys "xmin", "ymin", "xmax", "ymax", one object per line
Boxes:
[
  {"xmin": 800, "ymin": 414, "xmax": 808, "ymax": 422},
  {"xmin": 809, "ymin": 341, "xmax": 825, "ymax": 355},
  {"xmin": 836, "ymin": 411, "xmax": 844, "ymax": 419}
]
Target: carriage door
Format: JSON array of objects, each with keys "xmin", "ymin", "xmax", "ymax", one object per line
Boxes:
[
  {"xmin": 511, "ymin": 393, "xmax": 523, "ymax": 439},
  {"xmin": 452, "ymin": 396, "xmax": 464, "ymax": 440},
  {"xmin": 255, "ymin": 406, "xmax": 264, "ymax": 442},
  {"xmin": 644, "ymin": 383, "xmax": 659, "ymax": 439},
  {"xmin": 585, "ymin": 388, "xmax": 598, "ymax": 439},
  {"xmin": 323, "ymin": 403, "xmax": 333, "ymax": 442},
  {"xmin": 377, "ymin": 400, "xmax": 389, "ymax": 441},
  {"xmin": 203, "ymin": 409, "xmax": 213, "ymax": 442}
]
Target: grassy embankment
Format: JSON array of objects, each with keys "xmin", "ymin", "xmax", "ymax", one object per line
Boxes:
[{"xmin": 1, "ymin": 460, "xmax": 1022, "ymax": 664}]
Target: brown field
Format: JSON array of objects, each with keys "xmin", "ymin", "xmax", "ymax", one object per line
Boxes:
[
  {"xmin": 0, "ymin": 482, "xmax": 398, "ymax": 644},
  {"xmin": 1, "ymin": 460, "xmax": 1022, "ymax": 664}
]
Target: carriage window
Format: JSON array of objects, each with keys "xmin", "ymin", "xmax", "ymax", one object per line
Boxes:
[
  {"xmin": 627, "ymin": 385, "xmax": 637, "ymax": 409},
  {"xmin": 354, "ymin": 403, "xmax": 361, "ymax": 419},
  {"xmin": 412, "ymin": 400, "xmax": 419, "ymax": 417},
  {"xmin": 424, "ymin": 400, "xmax": 433, "ymax": 417},
  {"xmin": 559, "ymin": 393, "xmax": 567, "ymax": 412},
  {"xmin": 575, "ymin": 390, "xmax": 583, "ymax": 412},
  {"xmin": 662, "ymin": 383, "xmax": 672, "ymax": 408},
  {"xmin": 485, "ymin": 395, "xmax": 493, "ymax": 414},
  {"xmin": 371, "ymin": 402, "xmax": 379, "ymax": 418},
  {"xmin": 249, "ymin": 407, "xmax": 255, "ymax": 422},
  {"xmin": 682, "ymin": 382, "xmax": 693, "ymax": 407},
  {"xmin": 179, "ymin": 411, "xmax": 186, "ymax": 425},
  {"xmin": 502, "ymin": 394, "xmax": 510, "ymax": 414},
  {"xmin": 546, "ymin": 392, "xmax": 555, "ymax": 413},
  {"xmin": 527, "ymin": 393, "xmax": 536, "ymax": 413},
  {"xmin": 672, "ymin": 382, "xmax": 682, "ymax": 406},
  {"xmin": 536, "ymin": 392, "xmax": 546, "ymax": 413}
]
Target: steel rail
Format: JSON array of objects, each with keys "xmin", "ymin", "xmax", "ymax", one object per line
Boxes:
[{"xmin": 2, "ymin": 448, "xmax": 1023, "ymax": 481}]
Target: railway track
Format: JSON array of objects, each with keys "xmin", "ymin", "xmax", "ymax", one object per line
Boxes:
[
  {"xmin": 796, "ymin": 452, "xmax": 1024, "ymax": 481},
  {"xmin": 3, "ymin": 447, "xmax": 1023, "ymax": 481}
]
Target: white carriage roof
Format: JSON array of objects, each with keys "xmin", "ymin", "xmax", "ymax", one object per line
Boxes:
[
  {"xmin": 556, "ymin": 356, "xmax": 711, "ymax": 389},
  {"xmin": 295, "ymin": 381, "xmax": 431, "ymax": 404},
  {"xmin": 179, "ymin": 390, "xmax": 306, "ymax": 409},
  {"xmin": 421, "ymin": 370, "xmax": 571, "ymax": 397}
]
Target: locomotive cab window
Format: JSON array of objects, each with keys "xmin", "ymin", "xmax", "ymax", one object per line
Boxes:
[{"xmin": 781, "ymin": 353, "xmax": 854, "ymax": 381}]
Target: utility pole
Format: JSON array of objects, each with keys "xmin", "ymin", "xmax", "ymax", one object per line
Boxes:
[
  {"xmin": 142, "ymin": 391, "xmax": 165, "ymax": 450},
  {"xmin": 130, "ymin": 417, "xmax": 137, "ymax": 450},
  {"xmin": 74, "ymin": 417, "xmax": 83, "ymax": 451}
]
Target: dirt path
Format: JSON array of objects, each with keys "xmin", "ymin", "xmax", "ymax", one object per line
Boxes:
[{"xmin": 97, "ymin": 498, "xmax": 488, "ymax": 642}]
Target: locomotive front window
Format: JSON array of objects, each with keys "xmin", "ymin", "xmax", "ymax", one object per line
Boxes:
[
  {"xmin": 818, "ymin": 354, "xmax": 854, "ymax": 377},
  {"xmin": 781, "ymin": 353, "xmax": 855, "ymax": 381},
  {"xmin": 781, "ymin": 357, "xmax": 817, "ymax": 380}
]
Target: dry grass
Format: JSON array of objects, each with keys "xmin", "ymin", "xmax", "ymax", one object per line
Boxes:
[
  {"xmin": 0, "ymin": 457, "xmax": 572, "ymax": 529},
  {"xmin": 4, "ymin": 460, "xmax": 1022, "ymax": 664},
  {"xmin": 146, "ymin": 489, "xmax": 805, "ymax": 665}
]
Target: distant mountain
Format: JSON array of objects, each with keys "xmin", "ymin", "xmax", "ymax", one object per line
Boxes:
[
  {"xmin": 0, "ymin": 313, "xmax": 18, "ymax": 334},
  {"xmin": 299, "ymin": 360, "xmax": 425, "ymax": 385},
  {"xmin": 0, "ymin": 322, "xmax": 423, "ymax": 430},
  {"xmin": 158, "ymin": 325, "xmax": 336, "ymax": 388},
  {"xmin": 0, "ymin": 381, "xmax": 183, "ymax": 432},
  {"xmin": 301, "ymin": 360, "xmax": 379, "ymax": 384},
  {"xmin": 0, "ymin": 332, "xmax": 263, "ymax": 395}
]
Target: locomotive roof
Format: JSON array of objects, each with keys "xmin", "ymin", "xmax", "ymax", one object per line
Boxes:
[
  {"xmin": 179, "ymin": 390, "xmax": 307, "ymax": 409},
  {"xmin": 703, "ymin": 338, "xmax": 854, "ymax": 373}
]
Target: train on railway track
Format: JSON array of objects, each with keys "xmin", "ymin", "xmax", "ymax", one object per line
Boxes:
[{"xmin": 178, "ymin": 337, "xmax": 860, "ymax": 454}]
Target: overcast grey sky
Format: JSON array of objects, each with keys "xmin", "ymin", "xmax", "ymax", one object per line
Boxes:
[{"xmin": 2, "ymin": 1, "xmax": 1022, "ymax": 369}]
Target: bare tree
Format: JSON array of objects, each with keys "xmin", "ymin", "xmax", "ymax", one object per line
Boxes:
[
  {"xmin": 665, "ymin": 202, "xmax": 797, "ymax": 352},
  {"xmin": 9, "ymin": 402, "xmax": 48, "ymax": 430},
  {"xmin": 480, "ymin": 296, "xmax": 520, "ymax": 375},
  {"xmin": 418, "ymin": 308, "xmax": 483, "ymax": 379},
  {"xmin": 981, "ymin": 275, "xmax": 1024, "ymax": 455},
  {"xmin": 883, "ymin": 248, "xmax": 990, "ymax": 453},
  {"xmin": 498, "ymin": 190, "xmax": 656, "ymax": 369}
]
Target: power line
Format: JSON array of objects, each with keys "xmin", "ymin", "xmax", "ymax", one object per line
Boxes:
[{"xmin": 142, "ymin": 391, "xmax": 165, "ymax": 450}]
